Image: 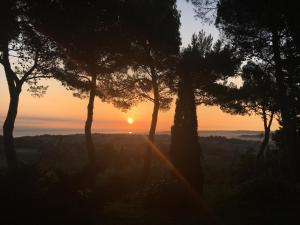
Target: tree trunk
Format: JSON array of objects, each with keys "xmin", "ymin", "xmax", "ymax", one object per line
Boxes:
[
  {"xmin": 257, "ymin": 128, "xmax": 271, "ymax": 159},
  {"xmin": 2, "ymin": 43, "xmax": 21, "ymax": 171},
  {"xmin": 3, "ymin": 91, "xmax": 20, "ymax": 171},
  {"xmin": 257, "ymin": 109, "xmax": 274, "ymax": 159},
  {"xmin": 272, "ymin": 28, "xmax": 298, "ymax": 179},
  {"xmin": 284, "ymin": 114, "xmax": 298, "ymax": 179},
  {"xmin": 285, "ymin": 4, "xmax": 300, "ymax": 52},
  {"xmin": 170, "ymin": 73, "xmax": 203, "ymax": 194},
  {"xmin": 85, "ymin": 75, "xmax": 96, "ymax": 167},
  {"xmin": 143, "ymin": 67, "xmax": 159, "ymax": 182}
]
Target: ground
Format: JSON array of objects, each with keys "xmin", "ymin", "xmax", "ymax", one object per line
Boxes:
[{"xmin": 0, "ymin": 134, "xmax": 298, "ymax": 225}]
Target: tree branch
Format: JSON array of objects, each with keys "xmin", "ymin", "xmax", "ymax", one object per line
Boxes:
[
  {"xmin": 139, "ymin": 92, "xmax": 154, "ymax": 102},
  {"xmin": 20, "ymin": 49, "xmax": 40, "ymax": 84},
  {"xmin": 78, "ymin": 74, "xmax": 92, "ymax": 84},
  {"xmin": 2, "ymin": 44, "xmax": 20, "ymax": 86},
  {"xmin": 25, "ymin": 75, "xmax": 52, "ymax": 81},
  {"xmin": 267, "ymin": 110, "xmax": 275, "ymax": 130}
]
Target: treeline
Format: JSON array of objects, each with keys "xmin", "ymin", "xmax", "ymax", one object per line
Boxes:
[{"xmin": 1, "ymin": 0, "xmax": 299, "ymax": 195}]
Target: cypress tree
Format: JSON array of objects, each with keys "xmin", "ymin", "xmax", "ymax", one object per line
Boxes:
[{"xmin": 170, "ymin": 72, "xmax": 203, "ymax": 194}]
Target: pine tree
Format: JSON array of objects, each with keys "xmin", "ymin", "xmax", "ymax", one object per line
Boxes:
[{"xmin": 170, "ymin": 72, "xmax": 203, "ymax": 194}]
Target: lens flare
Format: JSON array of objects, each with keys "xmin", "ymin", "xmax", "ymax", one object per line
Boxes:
[{"xmin": 142, "ymin": 136, "xmax": 223, "ymax": 225}]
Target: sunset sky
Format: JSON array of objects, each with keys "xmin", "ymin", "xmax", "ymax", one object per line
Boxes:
[{"xmin": 0, "ymin": 1, "xmax": 278, "ymax": 134}]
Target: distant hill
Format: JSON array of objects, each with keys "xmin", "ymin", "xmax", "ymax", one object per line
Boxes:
[
  {"xmin": 159, "ymin": 130, "xmax": 264, "ymax": 140},
  {"xmin": 0, "ymin": 129, "xmax": 265, "ymax": 140}
]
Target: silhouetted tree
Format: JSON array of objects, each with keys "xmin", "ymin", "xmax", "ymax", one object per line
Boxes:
[
  {"xmin": 241, "ymin": 62, "xmax": 278, "ymax": 158},
  {"xmin": 115, "ymin": 0, "xmax": 181, "ymax": 181},
  {"xmin": 30, "ymin": 0, "xmax": 133, "ymax": 168},
  {"xmin": 218, "ymin": 62, "xmax": 278, "ymax": 158},
  {"xmin": 215, "ymin": 0, "xmax": 300, "ymax": 180},
  {"xmin": 187, "ymin": 32, "xmax": 240, "ymax": 105},
  {"xmin": 0, "ymin": 0, "xmax": 60, "ymax": 170},
  {"xmin": 170, "ymin": 31, "xmax": 240, "ymax": 193},
  {"xmin": 189, "ymin": 0, "xmax": 299, "ymax": 51},
  {"xmin": 281, "ymin": 2, "xmax": 300, "ymax": 53},
  {"xmin": 170, "ymin": 68, "xmax": 203, "ymax": 194},
  {"xmin": 190, "ymin": 0, "xmax": 300, "ymax": 175},
  {"xmin": 187, "ymin": 0, "xmax": 218, "ymax": 23}
]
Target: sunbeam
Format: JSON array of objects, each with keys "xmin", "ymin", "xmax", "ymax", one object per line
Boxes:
[{"xmin": 142, "ymin": 136, "xmax": 224, "ymax": 225}]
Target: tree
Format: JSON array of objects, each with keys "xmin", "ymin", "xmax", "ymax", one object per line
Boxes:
[
  {"xmin": 241, "ymin": 62, "xmax": 278, "ymax": 158},
  {"xmin": 170, "ymin": 71, "xmax": 203, "ymax": 194},
  {"xmin": 190, "ymin": 0, "xmax": 300, "ymax": 178},
  {"xmin": 0, "ymin": 0, "xmax": 60, "ymax": 170},
  {"xmin": 189, "ymin": 32, "xmax": 240, "ymax": 105},
  {"xmin": 218, "ymin": 61, "xmax": 278, "ymax": 159},
  {"xmin": 111, "ymin": 0, "xmax": 181, "ymax": 181},
  {"xmin": 30, "ymin": 0, "xmax": 133, "ymax": 168},
  {"xmin": 170, "ymin": 31, "xmax": 239, "ymax": 194},
  {"xmin": 187, "ymin": 0, "xmax": 218, "ymax": 23},
  {"xmin": 189, "ymin": 0, "xmax": 300, "ymax": 52},
  {"xmin": 215, "ymin": 0, "xmax": 300, "ymax": 180}
]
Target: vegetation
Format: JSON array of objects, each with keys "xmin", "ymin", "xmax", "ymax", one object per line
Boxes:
[
  {"xmin": 191, "ymin": 0, "xmax": 300, "ymax": 178},
  {"xmin": 216, "ymin": 0, "xmax": 300, "ymax": 180},
  {"xmin": 0, "ymin": 0, "xmax": 60, "ymax": 170},
  {"xmin": 1, "ymin": 0, "xmax": 299, "ymax": 224},
  {"xmin": 29, "ymin": 0, "xmax": 135, "ymax": 168},
  {"xmin": 106, "ymin": 0, "xmax": 181, "ymax": 181},
  {"xmin": 0, "ymin": 134, "xmax": 299, "ymax": 225}
]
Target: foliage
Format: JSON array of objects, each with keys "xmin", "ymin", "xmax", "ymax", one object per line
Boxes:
[
  {"xmin": 0, "ymin": 0, "xmax": 63, "ymax": 169},
  {"xmin": 215, "ymin": 0, "xmax": 300, "ymax": 179},
  {"xmin": 106, "ymin": 0, "xmax": 181, "ymax": 112},
  {"xmin": 187, "ymin": 0, "xmax": 218, "ymax": 23},
  {"xmin": 179, "ymin": 30, "xmax": 241, "ymax": 107},
  {"xmin": 30, "ymin": 0, "xmax": 133, "ymax": 98},
  {"xmin": 0, "ymin": 0, "xmax": 60, "ymax": 96}
]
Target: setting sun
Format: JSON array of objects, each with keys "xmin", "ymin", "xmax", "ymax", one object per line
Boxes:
[
  {"xmin": 127, "ymin": 117, "xmax": 134, "ymax": 124},
  {"xmin": 0, "ymin": 0, "xmax": 296, "ymax": 224}
]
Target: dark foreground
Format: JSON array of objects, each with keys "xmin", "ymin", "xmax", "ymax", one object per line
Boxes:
[{"xmin": 0, "ymin": 134, "xmax": 299, "ymax": 225}]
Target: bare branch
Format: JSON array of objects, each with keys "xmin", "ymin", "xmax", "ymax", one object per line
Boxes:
[{"xmin": 2, "ymin": 46, "xmax": 20, "ymax": 85}]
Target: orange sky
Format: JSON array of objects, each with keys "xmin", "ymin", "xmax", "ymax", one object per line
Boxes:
[
  {"xmin": 0, "ymin": 1, "xmax": 279, "ymax": 133},
  {"xmin": 0, "ymin": 77, "xmax": 278, "ymax": 133}
]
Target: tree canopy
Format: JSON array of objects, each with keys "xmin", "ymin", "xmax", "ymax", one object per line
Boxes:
[{"xmin": 0, "ymin": 0, "xmax": 61, "ymax": 170}]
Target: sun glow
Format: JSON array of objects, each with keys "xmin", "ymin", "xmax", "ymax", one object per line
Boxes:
[{"xmin": 127, "ymin": 117, "xmax": 134, "ymax": 124}]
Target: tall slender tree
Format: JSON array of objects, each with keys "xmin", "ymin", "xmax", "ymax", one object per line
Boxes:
[
  {"xmin": 30, "ymin": 0, "xmax": 181, "ymax": 174},
  {"xmin": 30, "ymin": 0, "xmax": 133, "ymax": 168},
  {"xmin": 0, "ymin": 0, "xmax": 60, "ymax": 170},
  {"xmin": 170, "ymin": 31, "xmax": 239, "ymax": 193},
  {"xmin": 120, "ymin": 0, "xmax": 181, "ymax": 181},
  {"xmin": 171, "ymin": 71, "xmax": 203, "ymax": 194}
]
